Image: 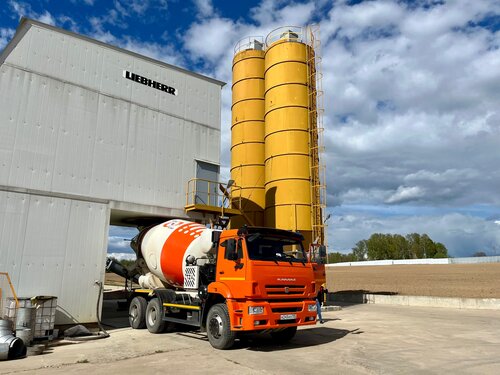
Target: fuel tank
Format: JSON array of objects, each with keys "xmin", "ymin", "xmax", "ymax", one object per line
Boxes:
[{"xmin": 134, "ymin": 219, "xmax": 214, "ymax": 288}]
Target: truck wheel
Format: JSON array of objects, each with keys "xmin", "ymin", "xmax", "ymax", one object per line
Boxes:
[
  {"xmin": 207, "ymin": 303, "xmax": 235, "ymax": 350},
  {"xmin": 129, "ymin": 296, "xmax": 147, "ymax": 329},
  {"xmin": 270, "ymin": 326, "xmax": 297, "ymax": 343},
  {"xmin": 146, "ymin": 298, "xmax": 166, "ymax": 333}
]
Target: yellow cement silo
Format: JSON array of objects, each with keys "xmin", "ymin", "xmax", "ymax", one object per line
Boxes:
[
  {"xmin": 231, "ymin": 37, "xmax": 266, "ymax": 227},
  {"xmin": 264, "ymin": 27, "xmax": 313, "ymax": 246}
]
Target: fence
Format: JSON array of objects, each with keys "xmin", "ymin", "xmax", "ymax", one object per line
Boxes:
[{"xmin": 327, "ymin": 255, "xmax": 500, "ymax": 267}]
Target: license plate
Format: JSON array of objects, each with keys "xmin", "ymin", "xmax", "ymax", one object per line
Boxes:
[{"xmin": 280, "ymin": 314, "xmax": 296, "ymax": 320}]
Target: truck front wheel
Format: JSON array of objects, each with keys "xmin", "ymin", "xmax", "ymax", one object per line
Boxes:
[
  {"xmin": 270, "ymin": 326, "xmax": 297, "ymax": 343},
  {"xmin": 207, "ymin": 303, "xmax": 235, "ymax": 349},
  {"xmin": 146, "ymin": 298, "xmax": 166, "ymax": 333},
  {"xmin": 129, "ymin": 296, "xmax": 147, "ymax": 329}
]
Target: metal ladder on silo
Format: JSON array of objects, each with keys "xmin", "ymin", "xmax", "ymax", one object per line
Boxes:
[{"xmin": 306, "ymin": 24, "xmax": 328, "ymax": 247}]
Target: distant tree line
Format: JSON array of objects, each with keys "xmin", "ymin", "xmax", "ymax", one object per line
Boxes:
[{"xmin": 328, "ymin": 233, "xmax": 448, "ymax": 263}]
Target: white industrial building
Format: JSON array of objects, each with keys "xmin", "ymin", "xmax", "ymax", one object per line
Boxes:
[{"xmin": 0, "ymin": 18, "xmax": 224, "ymax": 323}]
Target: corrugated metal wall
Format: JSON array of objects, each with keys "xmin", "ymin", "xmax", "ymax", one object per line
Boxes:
[{"xmin": 0, "ymin": 190, "xmax": 109, "ymax": 323}]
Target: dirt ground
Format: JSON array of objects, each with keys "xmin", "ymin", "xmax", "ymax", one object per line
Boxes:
[
  {"xmin": 104, "ymin": 273, "xmax": 133, "ymax": 287},
  {"xmin": 326, "ymin": 263, "xmax": 500, "ymax": 298}
]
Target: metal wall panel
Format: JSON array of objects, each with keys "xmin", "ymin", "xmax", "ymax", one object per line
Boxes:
[
  {"xmin": 1, "ymin": 24, "xmax": 221, "ymax": 211},
  {"xmin": 1, "ymin": 68, "xmax": 62, "ymax": 191},
  {"xmin": 51, "ymin": 83, "xmax": 98, "ymax": 196},
  {"xmin": 90, "ymin": 94, "xmax": 129, "ymax": 200},
  {"xmin": 0, "ymin": 191, "xmax": 30, "ymax": 285},
  {"xmin": 124, "ymin": 103, "xmax": 159, "ymax": 205},
  {"xmin": 6, "ymin": 25, "xmax": 221, "ymax": 130},
  {"xmin": 0, "ymin": 190, "xmax": 108, "ymax": 323}
]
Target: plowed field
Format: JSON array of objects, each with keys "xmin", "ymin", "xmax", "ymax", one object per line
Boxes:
[{"xmin": 326, "ymin": 263, "xmax": 500, "ymax": 298}]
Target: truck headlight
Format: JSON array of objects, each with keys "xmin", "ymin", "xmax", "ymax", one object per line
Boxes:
[
  {"xmin": 308, "ymin": 304, "xmax": 317, "ymax": 312},
  {"xmin": 248, "ymin": 306, "xmax": 264, "ymax": 315}
]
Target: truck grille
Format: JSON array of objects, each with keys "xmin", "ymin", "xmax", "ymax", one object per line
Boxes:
[{"xmin": 265, "ymin": 285, "xmax": 306, "ymax": 297}]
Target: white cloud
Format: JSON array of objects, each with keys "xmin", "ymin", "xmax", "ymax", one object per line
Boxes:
[
  {"xmin": 8, "ymin": 1, "xmax": 56, "ymax": 25},
  {"xmin": 385, "ymin": 186, "xmax": 425, "ymax": 204},
  {"xmin": 107, "ymin": 236, "xmax": 133, "ymax": 251},
  {"xmin": 183, "ymin": 18, "xmax": 238, "ymax": 63},
  {"xmin": 320, "ymin": 1, "xmax": 500, "ymax": 215},
  {"xmin": 107, "ymin": 252, "xmax": 137, "ymax": 261},
  {"xmin": 87, "ymin": 13, "xmax": 184, "ymax": 67},
  {"xmin": 107, "ymin": 226, "xmax": 138, "ymax": 254},
  {"xmin": 0, "ymin": 28, "xmax": 15, "ymax": 50},
  {"xmin": 37, "ymin": 11, "xmax": 56, "ymax": 26},
  {"xmin": 121, "ymin": 36, "xmax": 185, "ymax": 66},
  {"xmin": 330, "ymin": 212, "xmax": 500, "ymax": 257},
  {"xmin": 193, "ymin": 0, "xmax": 215, "ymax": 18},
  {"xmin": 250, "ymin": 0, "xmax": 316, "ymax": 27}
]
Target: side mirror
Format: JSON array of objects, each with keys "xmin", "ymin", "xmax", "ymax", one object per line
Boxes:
[
  {"xmin": 224, "ymin": 239, "xmax": 238, "ymax": 260},
  {"xmin": 319, "ymin": 245, "xmax": 327, "ymax": 258}
]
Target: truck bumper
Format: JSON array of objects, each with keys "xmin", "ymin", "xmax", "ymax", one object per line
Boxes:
[{"xmin": 226, "ymin": 299, "xmax": 317, "ymax": 331}]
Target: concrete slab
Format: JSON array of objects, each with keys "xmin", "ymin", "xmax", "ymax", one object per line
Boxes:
[{"xmin": 1, "ymin": 304, "xmax": 499, "ymax": 374}]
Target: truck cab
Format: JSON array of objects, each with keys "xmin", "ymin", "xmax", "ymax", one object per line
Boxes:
[{"xmin": 204, "ymin": 226, "xmax": 318, "ymax": 348}]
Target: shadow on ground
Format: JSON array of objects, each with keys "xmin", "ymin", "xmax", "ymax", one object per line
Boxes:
[
  {"xmin": 329, "ymin": 290, "xmax": 398, "ymax": 304},
  {"xmin": 101, "ymin": 298, "xmax": 358, "ymax": 352}
]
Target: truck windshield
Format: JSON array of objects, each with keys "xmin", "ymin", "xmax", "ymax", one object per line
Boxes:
[{"xmin": 245, "ymin": 235, "xmax": 306, "ymax": 262}]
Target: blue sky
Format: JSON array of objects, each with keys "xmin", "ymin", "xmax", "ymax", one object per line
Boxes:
[{"xmin": 1, "ymin": 0, "xmax": 499, "ymax": 258}]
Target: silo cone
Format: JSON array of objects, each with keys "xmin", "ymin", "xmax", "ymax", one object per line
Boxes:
[
  {"xmin": 264, "ymin": 29, "xmax": 313, "ymax": 246},
  {"xmin": 231, "ymin": 40, "xmax": 266, "ymax": 227}
]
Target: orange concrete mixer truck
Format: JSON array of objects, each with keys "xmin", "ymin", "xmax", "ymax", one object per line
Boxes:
[{"xmin": 110, "ymin": 219, "xmax": 319, "ymax": 349}]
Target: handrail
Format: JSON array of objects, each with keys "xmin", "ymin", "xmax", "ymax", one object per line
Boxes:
[
  {"xmin": 234, "ymin": 36, "xmax": 265, "ymax": 54},
  {"xmin": 185, "ymin": 178, "xmax": 241, "ymax": 211}
]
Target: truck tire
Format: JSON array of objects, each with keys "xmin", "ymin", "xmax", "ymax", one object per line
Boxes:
[
  {"xmin": 270, "ymin": 326, "xmax": 297, "ymax": 343},
  {"xmin": 146, "ymin": 298, "xmax": 166, "ymax": 333},
  {"xmin": 129, "ymin": 296, "xmax": 147, "ymax": 329},
  {"xmin": 207, "ymin": 303, "xmax": 235, "ymax": 350}
]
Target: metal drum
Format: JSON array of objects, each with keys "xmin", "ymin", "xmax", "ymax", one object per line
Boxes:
[
  {"xmin": 0, "ymin": 334, "xmax": 26, "ymax": 360},
  {"xmin": 0, "ymin": 319, "xmax": 14, "ymax": 336},
  {"xmin": 15, "ymin": 328, "xmax": 33, "ymax": 346},
  {"xmin": 16, "ymin": 307, "xmax": 36, "ymax": 329}
]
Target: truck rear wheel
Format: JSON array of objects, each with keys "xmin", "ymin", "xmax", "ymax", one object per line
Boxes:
[
  {"xmin": 129, "ymin": 296, "xmax": 147, "ymax": 329},
  {"xmin": 207, "ymin": 303, "xmax": 235, "ymax": 350},
  {"xmin": 270, "ymin": 326, "xmax": 297, "ymax": 343},
  {"xmin": 146, "ymin": 298, "xmax": 166, "ymax": 333}
]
